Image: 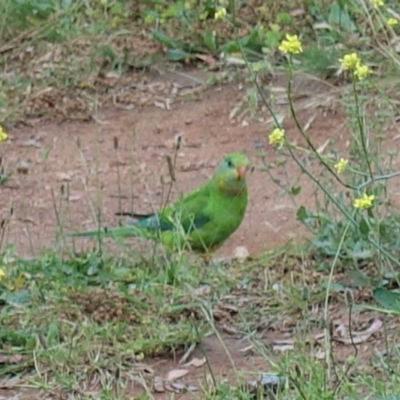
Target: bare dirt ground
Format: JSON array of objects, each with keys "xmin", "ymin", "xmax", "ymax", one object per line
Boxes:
[
  {"xmin": 0, "ymin": 71, "xmax": 343, "ymax": 258},
  {"xmin": 1, "ymin": 71, "xmax": 395, "ymax": 399}
]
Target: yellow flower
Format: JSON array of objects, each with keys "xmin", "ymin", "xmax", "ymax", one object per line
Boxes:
[
  {"xmin": 371, "ymin": 0, "xmax": 384, "ymax": 7},
  {"xmin": 0, "ymin": 126, "xmax": 7, "ymax": 143},
  {"xmin": 353, "ymin": 193, "xmax": 375, "ymax": 210},
  {"xmin": 387, "ymin": 18, "xmax": 398, "ymax": 26},
  {"xmin": 278, "ymin": 34, "xmax": 303, "ymax": 55},
  {"xmin": 214, "ymin": 8, "xmax": 227, "ymax": 20},
  {"xmin": 339, "ymin": 53, "xmax": 361, "ymax": 71},
  {"xmin": 339, "ymin": 53, "xmax": 370, "ymax": 80},
  {"xmin": 334, "ymin": 158, "xmax": 348, "ymax": 174},
  {"xmin": 269, "ymin": 128, "xmax": 285, "ymax": 147},
  {"xmin": 354, "ymin": 64, "xmax": 370, "ymax": 80},
  {"xmin": 0, "ymin": 268, "xmax": 4, "ymax": 283}
]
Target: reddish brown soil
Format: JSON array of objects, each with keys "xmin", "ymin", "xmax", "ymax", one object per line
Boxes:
[{"xmin": 0, "ymin": 73, "xmax": 343, "ymax": 258}]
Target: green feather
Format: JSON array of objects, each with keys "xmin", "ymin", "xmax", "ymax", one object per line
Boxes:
[{"xmin": 72, "ymin": 153, "xmax": 250, "ymax": 254}]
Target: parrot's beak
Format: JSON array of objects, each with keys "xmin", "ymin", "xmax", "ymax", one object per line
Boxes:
[{"xmin": 236, "ymin": 165, "xmax": 247, "ymax": 180}]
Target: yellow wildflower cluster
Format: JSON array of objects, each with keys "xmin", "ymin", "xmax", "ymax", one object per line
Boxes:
[
  {"xmin": 0, "ymin": 126, "xmax": 7, "ymax": 143},
  {"xmin": 334, "ymin": 158, "xmax": 348, "ymax": 174},
  {"xmin": 369, "ymin": 1, "xmax": 397, "ymax": 30},
  {"xmin": 339, "ymin": 53, "xmax": 360, "ymax": 70},
  {"xmin": 353, "ymin": 193, "xmax": 375, "ymax": 210},
  {"xmin": 269, "ymin": 128, "xmax": 285, "ymax": 147},
  {"xmin": 278, "ymin": 34, "xmax": 303, "ymax": 55},
  {"xmin": 354, "ymin": 64, "xmax": 370, "ymax": 80},
  {"xmin": 214, "ymin": 8, "xmax": 227, "ymax": 20},
  {"xmin": 339, "ymin": 53, "xmax": 370, "ymax": 80},
  {"xmin": 0, "ymin": 268, "xmax": 4, "ymax": 283}
]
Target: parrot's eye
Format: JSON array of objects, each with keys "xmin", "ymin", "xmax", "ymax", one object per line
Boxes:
[{"xmin": 226, "ymin": 160, "xmax": 234, "ymax": 168}]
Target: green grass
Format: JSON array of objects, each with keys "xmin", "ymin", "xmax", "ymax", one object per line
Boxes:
[
  {"xmin": 1, "ymin": 244, "xmax": 400, "ymax": 398},
  {"xmin": 0, "ymin": 248, "xmax": 203, "ymax": 391}
]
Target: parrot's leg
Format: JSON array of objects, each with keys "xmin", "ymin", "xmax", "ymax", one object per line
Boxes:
[{"xmin": 199, "ymin": 251, "xmax": 215, "ymax": 282}]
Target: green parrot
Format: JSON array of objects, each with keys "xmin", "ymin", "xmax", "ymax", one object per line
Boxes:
[{"xmin": 72, "ymin": 153, "xmax": 250, "ymax": 257}]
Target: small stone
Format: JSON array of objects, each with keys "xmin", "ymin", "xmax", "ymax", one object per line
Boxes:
[
  {"xmin": 232, "ymin": 246, "xmax": 249, "ymax": 262},
  {"xmin": 16, "ymin": 160, "xmax": 29, "ymax": 174}
]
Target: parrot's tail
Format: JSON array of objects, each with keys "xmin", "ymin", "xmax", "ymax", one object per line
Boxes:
[{"xmin": 71, "ymin": 226, "xmax": 142, "ymax": 239}]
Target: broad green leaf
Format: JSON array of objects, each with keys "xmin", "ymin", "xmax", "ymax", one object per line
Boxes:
[
  {"xmin": 264, "ymin": 30, "xmax": 282, "ymax": 48},
  {"xmin": 166, "ymin": 49, "xmax": 193, "ymax": 61},
  {"xmin": 347, "ymin": 269, "xmax": 371, "ymax": 288},
  {"xmin": 3, "ymin": 290, "xmax": 31, "ymax": 306},
  {"xmin": 328, "ymin": 3, "xmax": 356, "ymax": 32},
  {"xmin": 222, "ymin": 28, "xmax": 261, "ymax": 54},
  {"xmin": 373, "ymin": 287, "xmax": 400, "ymax": 314},
  {"xmin": 152, "ymin": 30, "xmax": 184, "ymax": 49}
]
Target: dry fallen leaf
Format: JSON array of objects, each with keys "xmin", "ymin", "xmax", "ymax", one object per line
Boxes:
[
  {"xmin": 170, "ymin": 381, "xmax": 198, "ymax": 392},
  {"xmin": 182, "ymin": 357, "xmax": 206, "ymax": 368},
  {"xmin": 165, "ymin": 368, "xmax": 189, "ymax": 381},
  {"xmin": 194, "ymin": 53, "xmax": 217, "ymax": 66},
  {"xmin": 170, "ymin": 382, "xmax": 186, "ymax": 391},
  {"xmin": 334, "ymin": 319, "xmax": 383, "ymax": 345},
  {"xmin": 57, "ymin": 172, "xmax": 73, "ymax": 182},
  {"xmin": 164, "ymin": 382, "xmax": 180, "ymax": 393},
  {"xmin": 273, "ymin": 344, "xmax": 294, "ymax": 353},
  {"xmin": 352, "ymin": 319, "xmax": 383, "ymax": 336},
  {"xmin": 153, "ymin": 376, "xmax": 165, "ymax": 393}
]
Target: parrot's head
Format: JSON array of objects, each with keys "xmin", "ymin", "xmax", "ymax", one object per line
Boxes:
[{"xmin": 213, "ymin": 153, "xmax": 250, "ymax": 195}]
